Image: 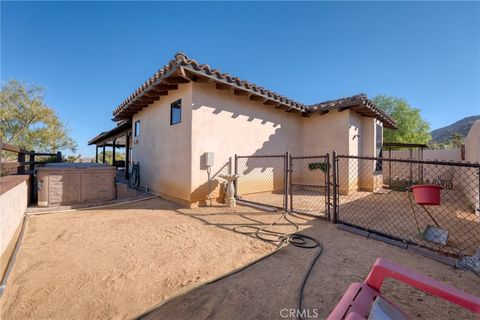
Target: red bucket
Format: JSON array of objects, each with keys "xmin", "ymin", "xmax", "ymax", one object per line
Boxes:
[{"xmin": 410, "ymin": 185, "xmax": 442, "ymax": 206}]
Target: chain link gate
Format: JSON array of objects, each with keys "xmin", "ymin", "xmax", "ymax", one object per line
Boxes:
[
  {"xmin": 234, "ymin": 153, "xmax": 331, "ymax": 218},
  {"xmin": 289, "ymin": 155, "xmax": 330, "ymax": 218}
]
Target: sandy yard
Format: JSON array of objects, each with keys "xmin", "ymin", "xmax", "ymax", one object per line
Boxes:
[
  {"xmin": 1, "ymin": 197, "xmax": 479, "ymax": 320},
  {"xmin": 239, "ymin": 188, "xmax": 480, "ymax": 257}
]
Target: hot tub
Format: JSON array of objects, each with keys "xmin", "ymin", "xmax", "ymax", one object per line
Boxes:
[{"xmin": 37, "ymin": 163, "xmax": 117, "ymax": 207}]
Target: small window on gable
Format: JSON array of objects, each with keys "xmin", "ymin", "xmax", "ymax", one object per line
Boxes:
[
  {"xmin": 170, "ymin": 99, "xmax": 181, "ymax": 125},
  {"xmin": 134, "ymin": 120, "xmax": 141, "ymax": 137}
]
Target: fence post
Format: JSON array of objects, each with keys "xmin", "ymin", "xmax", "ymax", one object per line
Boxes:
[
  {"xmin": 56, "ymin": 151, "xmax": 62, "ymax": 162},
  {"xmin": 388, "ymin": 148, "xmax": 392, "ymax": 185},
  {"xmin": 29, "ymin": 151, "xmax": 35, "ymax": 203},
  {"xmin": 29, "ymin": 152, "xmax": 35, "ymax": 173},
  {"xmin": 284, "ymin": 151, "xmax": 289, "ymax": 212},
  {"xmin": 326, "ymin": 153, "xmax": 330, "ymax": 220},
  {"xmin": 289, "ymin": 153, "xmax": 293, "ymax": 212},
  {"xmin": 17, "ymin": 151, "xmax": 25, "ymax": 175},
  {"xmin": 234, "ymin": 154, "xmax": 238, "ymax": 198},
  {"xmin": 332, "ymin": 151, "xmax": 338, "ymax": 223}
]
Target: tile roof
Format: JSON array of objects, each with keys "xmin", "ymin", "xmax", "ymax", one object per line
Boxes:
[
  {"xmin": 308, "ymin": 94, "xmax": 397, "ymax": 128},
  {"xmin": 112, "ymin": 53, "xmax": 396, "ymax": 128}
]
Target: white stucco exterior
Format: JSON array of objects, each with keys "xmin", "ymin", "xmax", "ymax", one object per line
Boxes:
[
  {"xmin": 1, "ymin": 178, "xmax": 28, "ymax": 259},
  {"xmin": 130, "ymin": 83, "xmax": 384, "ymax": 206},
  {"xmin": 131, "ymin": 83, "xmax": 193, "ymax": 204}
]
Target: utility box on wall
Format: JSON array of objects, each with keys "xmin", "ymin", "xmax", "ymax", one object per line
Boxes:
[{"xmin": 204, "ymin": 152, "xmax": 214, "ymax": 167}]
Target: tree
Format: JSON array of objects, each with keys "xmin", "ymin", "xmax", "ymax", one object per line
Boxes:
[
  {"xmin": 372, "ymin": 95, "xmax": 431, "ymax": 144},
  {"xmin": 447, "ymin": 132, "xmax": 464, "ymax": 148},
  {"xmin": 430, "ymin": 132, "xmax": 465, "ymax": 149},
  {"xmin": 65, "ymin": 154, "xmax": 82, "ymax": 163},
  {"xmin": 0, "ymin": 79, "xmax": 77, "ymax": 153}
]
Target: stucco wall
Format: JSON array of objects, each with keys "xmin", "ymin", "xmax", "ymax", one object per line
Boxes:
[
  {"xmin": 358, "ymin": 117, "xmax": 383, "ymax": 192},
  {"xmin": 389, "ymin": 149, "xmax": 461, "ymax": 162},
  {"xmin": 132, "ymin": 82, "xmax": 382, "ymax": 206},
  {"xmin": 1, "ymin": 178, "xmax": 28, "ymax": 259},
  {"xmin": 386, "ymin": 149, "xmax": 462, "ymax": 185},
  {"xmin": 301, "ymin": 110, "xmax": 350, "ymax": 156},
  {"xmin": 465, "ymin": 120, "xmax": 480, "ymax": 163},
  {"xmin": 131, "ymin": 83, "xmax": 193, "ymax": 203},
  {"xmin": 189, "ymin": 84, "xmax": 380, "ymax": 204},
  {"xmin": 190, "ymin": 82, "xmax": 303, "ymax": 203},
  {"xmin": 299, "ymin": 110, "xmax": 351, "ymax": 190},
  {"xmin": 462, "ymin": 120, "xmax": 480, "ymax": 214},
  {"xmin": 334, "ymin": 112, "xmax": 383, "ymax": 194}
]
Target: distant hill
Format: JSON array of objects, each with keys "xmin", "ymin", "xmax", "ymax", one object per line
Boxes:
[{"xmin": 431, "ymin": 115, "xmax": 480, "ymax": 143}]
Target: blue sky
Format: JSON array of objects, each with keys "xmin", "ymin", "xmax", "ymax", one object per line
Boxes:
[{"xmin": 2, "ymin": 1, "xmax": 479, "ymax": 156}]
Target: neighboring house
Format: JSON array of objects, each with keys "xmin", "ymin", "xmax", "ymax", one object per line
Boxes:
[{"xmin": 89, "ymin": 53, "xmax": 396, "ymax": 207}]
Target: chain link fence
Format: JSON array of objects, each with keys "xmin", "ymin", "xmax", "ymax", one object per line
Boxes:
[
  {"xmin": 333, "ymin": 154, "xmax": 480, "ymax": 258},
  {"xmin": 234, "ymin": 151, "xmax": 479, "ymax": 258},
  {"xmin": 234, "ymin": 154, "xmax": 288, "ymax": 210}
]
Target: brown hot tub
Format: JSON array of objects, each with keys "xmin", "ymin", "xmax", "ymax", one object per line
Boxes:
[{"xmin": 37, "ymin": 163, "xmax": 116, "ymax": 207}]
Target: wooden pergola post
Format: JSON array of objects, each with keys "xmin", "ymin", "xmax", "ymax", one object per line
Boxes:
[
  {"xmin": 112, "ymin": 138, "xmax": 116, "ymax": 166},
  {"xmin": 102, "ymin": 144, "xmax": 106, "ymax": 164},
  {"xmin": 125, "ymin": 133, "xmax": 130, "ymax": 180},
  {"xmin": 95, "ymin": 146, "xmax": 98, "ymax": 163}
]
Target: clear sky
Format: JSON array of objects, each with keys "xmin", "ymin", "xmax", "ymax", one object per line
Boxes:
[{"xmin": 2, "ymin": 1, "xmax": 479, "ymax": 157}]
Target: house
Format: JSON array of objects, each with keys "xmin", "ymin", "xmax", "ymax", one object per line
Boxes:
[{"xmin": 89, "ymin": 53, "xmax": 396, "ymax": 207}]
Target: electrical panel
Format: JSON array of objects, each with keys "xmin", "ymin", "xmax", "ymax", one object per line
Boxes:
[{"xmin": 204, "ymin": 152, "xmax": 214, "ymax": 167}]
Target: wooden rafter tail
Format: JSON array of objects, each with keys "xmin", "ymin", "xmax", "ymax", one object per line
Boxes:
[
  {"xmin": 233, "ymin": 88, "xmax": 249, "ymax": 96},
  {"xmin": 163, "ymin": 76, "xmax": 190, "ymax": 84},
  {"xmin": 153, "ymin": 84, "xmax": 178, "ymax": 91},
  {"xmin": 249, "ymin": 95, "xmax": 267, "ymax": 102},
  {"xmin": 215, "ymin": 83, "xmax": 230, "ymax": 90}
]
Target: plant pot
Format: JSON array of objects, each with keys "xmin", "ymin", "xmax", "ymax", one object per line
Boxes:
[{"xmin": 410, "ymin": 185, "xmax": 442, "ymax": 206}]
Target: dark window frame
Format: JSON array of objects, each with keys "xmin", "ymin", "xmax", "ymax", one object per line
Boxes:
[
  {"xmin": 134, "ymin": 120, "xmax": 141, "ymax": 137},
  {"xmin": 170, "ymin": 99, "xmax": 182, "ymax": 125}
]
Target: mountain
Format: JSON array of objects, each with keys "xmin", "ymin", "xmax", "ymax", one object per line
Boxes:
[{"xmin": 431, "ymin": 115, "xmax": 480, "ymax": 143}]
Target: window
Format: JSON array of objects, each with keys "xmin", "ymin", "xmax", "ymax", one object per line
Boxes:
[
  {"xmin": 134, "ymin": 120, "xmax": 141, "ymax": 137},
  {"xmin": 375, "ymin": 124, "xmax": 383, "ymax": 172},
  {"xmin": 170, "ymin": 99, "xmax": 182, "ymax": 125}
]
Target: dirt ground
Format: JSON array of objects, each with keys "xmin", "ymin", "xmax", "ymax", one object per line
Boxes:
[
  {"xmin": 239, "ymin": 188, "xmax": 480, "ymax": 256},
  {"xmin": 1, "ymin": 197, "xmax": 479, "ymax": 320},
  {"xmin": 338, "ymin": 188, "xmax": 480, "ymax": 256}
]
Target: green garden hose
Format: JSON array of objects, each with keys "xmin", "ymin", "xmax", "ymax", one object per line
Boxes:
[
  {"xmin": 129, "ymin": 162, "xmax": 140, "ymax": 189},
  {"xmin": 137, "ymin": 211, "xmax": 323, "ymax": 320}
]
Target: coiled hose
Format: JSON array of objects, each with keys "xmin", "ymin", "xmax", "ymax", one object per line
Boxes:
[
  {"xmin": 137, "ymin": 211, "xmax": 323, "ymax": 320},
  {"xmin": 233, "ymin": 211, "xmax": 323, "ymax": 320}
]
